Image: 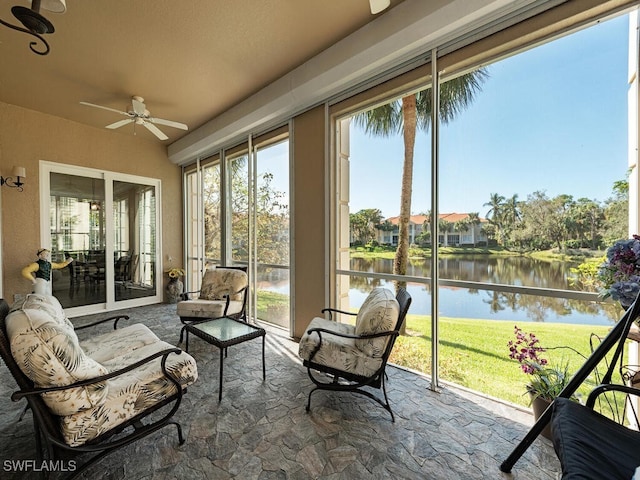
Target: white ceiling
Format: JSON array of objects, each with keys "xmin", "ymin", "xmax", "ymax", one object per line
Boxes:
[{"xmin": 0, "ymin": 0, "xmax": 406, "ymax": 144}]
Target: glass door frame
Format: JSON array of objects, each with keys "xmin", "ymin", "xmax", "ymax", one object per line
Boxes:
[{"xmin": 40, "ymin": 161, "xmax": 163, "ymax": 316}]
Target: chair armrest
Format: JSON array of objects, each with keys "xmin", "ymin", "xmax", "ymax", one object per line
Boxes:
[
  {"xmin": 307, "ymin": 327, "xmax": 398, "ymax": 341},
  {"xmin": 586, "ymin": 383, "xmax": 640, "ymax": 409},
  {"xmin": 222, "ymin": 285, "xmax": 248, "ymax": 298},
  {"xmin": 74, "ymin": 314, "xmax": 130, "ymax": 331},
  {"xmin": 221, "ymin": 285, "xmax": 248, "ymax": 315},
  {"xmin": 11, "ymin": 348, "xmax": 185, "ymax": 401},
  {"xmin": 180, "ymin": 290, "xmax": 200, "ymax": 301},
  {"xmin": 321, "ymin": 307, "xmax": 357, "ymax": 321}
]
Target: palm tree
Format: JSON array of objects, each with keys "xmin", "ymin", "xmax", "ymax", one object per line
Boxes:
[
  {"xmin": 484, "ymin": 193, "xmax": 506, "ymax": 244},
  {"xmin": 466, "ymin": 212, "xmax": 481, "ymax": 246},
  {"xmin": 354, "ymin": 70, "xmax": 488, "ymax": 277}
]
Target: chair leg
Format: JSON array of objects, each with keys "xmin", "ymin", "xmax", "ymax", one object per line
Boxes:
[
  {"xmin": 380, "ymin": 374, "xmax": 395, "ymax": 422},
  {"xmin": 306, "ymin": 386, "xmax": 320, "ymax": 413},
  {"xmin": 168, "ymin": 420, "xmax": 185, "ymax": 445},
  {"xmin": 179, "ymin": 325, "xmax": 188, "ymax": 344},
  {"xmin": 305, "ymin": 367, "xmax": 395, "ymax": 421}
]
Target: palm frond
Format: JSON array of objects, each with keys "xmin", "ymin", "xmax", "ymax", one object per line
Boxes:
[
  {"xmin": 354, "ymin": 68, "xmax": 489, "ymax": 136},
  {"xmin": 353, "ymin": 102, "xmax": 403, "ymax": 137}
]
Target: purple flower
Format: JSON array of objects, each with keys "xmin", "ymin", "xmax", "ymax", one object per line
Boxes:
[
  {"xmin": 508, "ymin": 325, "xmax": 547, "ymax": 376},
  {"xmin": 599, "ymin": 236, "xmax": 640, "ymax": 302}
]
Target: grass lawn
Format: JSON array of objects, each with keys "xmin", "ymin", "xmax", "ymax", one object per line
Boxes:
[{"xmin": 390, "ymin": 314, "xmax": 623, "ymax": 407}]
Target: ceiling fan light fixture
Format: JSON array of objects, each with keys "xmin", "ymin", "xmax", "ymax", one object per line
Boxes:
[{"xmin": 369, "ymin": 0, "xmax": 390, "ymax": 15}]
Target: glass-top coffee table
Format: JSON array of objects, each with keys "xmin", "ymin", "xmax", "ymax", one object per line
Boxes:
[{"xmin": 184, "ymin": 316, "xmax": 266, "ymax": 401}]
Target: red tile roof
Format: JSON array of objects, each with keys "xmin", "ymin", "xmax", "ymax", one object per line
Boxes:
[{"xmin": 384, "ymin": 213, "xmax": 487, "ymax": 226}]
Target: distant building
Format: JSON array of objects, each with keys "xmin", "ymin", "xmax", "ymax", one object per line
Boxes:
[{"xmin": 376, "ymin": 213, "xmax": 489, "ymax": 247}]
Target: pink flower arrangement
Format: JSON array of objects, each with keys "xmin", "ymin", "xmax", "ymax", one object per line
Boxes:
[
  {"xmin": 508, "ymin": 325, "xmax": 548, "ymax": 374},
  {"xmin": 508, "ymin": 325, "xmax": 574, "ymax": 402}
]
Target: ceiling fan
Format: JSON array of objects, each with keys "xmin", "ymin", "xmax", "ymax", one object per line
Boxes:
[{"xmin": 80, "ymin": 96, "xmax": 188, "ymax": 140}]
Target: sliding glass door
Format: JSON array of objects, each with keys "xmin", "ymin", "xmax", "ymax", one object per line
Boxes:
[
  {"xmin": 113, "ymin": 181, "xmax": 158, "ymax": 302},
  {"xmin": 43, "ymin": 162, "xmax": 161, "ymax": 313}
]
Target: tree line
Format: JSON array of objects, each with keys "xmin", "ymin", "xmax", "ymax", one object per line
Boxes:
[
  {"xmin": 481, "ymin": 181, "xmax": 628, "ymax": 251},
  {"xmin": 350, "ymin": 179, "xmax": 628, "ymax": 251}
]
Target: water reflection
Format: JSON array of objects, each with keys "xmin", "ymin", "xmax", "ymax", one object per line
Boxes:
[{"xmin": 349, "ymin": 257, "xmax": 620, "ymax": 325}]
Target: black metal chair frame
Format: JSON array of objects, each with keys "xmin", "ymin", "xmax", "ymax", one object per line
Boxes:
[
  {"xmin": 550, "ymin": 384, "xmax": 640, "ymax": 480},
  {"xmin": 303, "ymin": 287, "xmax": 412, "ymax": 422},
  {"xmin": 501, "ymin": 293, "xmax": 640, "ymax": 472},
  {"xmin": 178, "ymin": 265, "xmax": 249, "ymax": 343},
  {"xmin": 0, "ymin": 299, "xmax": 189, "ymax": 480}
]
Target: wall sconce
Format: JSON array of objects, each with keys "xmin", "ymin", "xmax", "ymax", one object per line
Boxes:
[
  {"xmin": 0, "ymin": 166, "xmax": 26, "ymax": 192},
  {"xmin": 0, "ymin": 0, "xmax": 67, "ymax": 55}
]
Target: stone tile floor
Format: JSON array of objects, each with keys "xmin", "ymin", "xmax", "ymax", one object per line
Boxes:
[{"xmin": 0, "ymin": 303, "xmax": 561, "ymax": 479}]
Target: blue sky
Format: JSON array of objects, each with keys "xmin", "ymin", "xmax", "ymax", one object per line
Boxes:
[{"xmin": 349, "ymin": 13, "xmax": 630, "ymax": 219}]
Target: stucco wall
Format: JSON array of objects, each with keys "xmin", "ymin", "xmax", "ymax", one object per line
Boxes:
[
  {"xmin": 0, "ymin": 101, "xmax": 182, "ymax": 304},
  {"xmin": 292, "ymin": 106, "xmax": 327, "ymax": 339}
]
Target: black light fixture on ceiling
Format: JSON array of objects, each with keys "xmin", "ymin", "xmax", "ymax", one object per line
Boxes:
[{"xmin": 0, "ymin": 0, "xmax": 66, "ymax": 55}]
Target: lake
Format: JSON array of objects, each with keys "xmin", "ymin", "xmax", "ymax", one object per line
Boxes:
[{"xmin": 348, "ymin": 256, "xmax": 619, "ymax": 326}]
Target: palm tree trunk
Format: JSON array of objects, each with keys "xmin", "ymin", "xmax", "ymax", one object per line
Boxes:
[{"xmin": 394, "ymin": 95, "xmax": 417, "ymax": 278}]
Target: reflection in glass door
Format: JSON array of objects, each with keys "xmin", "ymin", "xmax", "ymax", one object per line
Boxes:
[
  {"xmin": 50, "ymin": 172, "xmax": 106, "ymax": 308},
  {"xmin": 45, "ymin": 165, "xmax": 160, "ymax": 311},
  {"xmin": 113, "ymin": 181, "xmax": 157, "ymax": 302}
]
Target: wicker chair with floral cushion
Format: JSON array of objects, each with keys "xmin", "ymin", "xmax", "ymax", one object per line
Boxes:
[
  {"xmin": 298, "ymin": 287, "xmax": 411, "ymax": 421},
  {"xmin": 0, "ymin": 294, "xmax": 198, "ymax": 479},
  {"xmin": 176, "ymin": 266, "xmax": 248, "ymax": 341}
]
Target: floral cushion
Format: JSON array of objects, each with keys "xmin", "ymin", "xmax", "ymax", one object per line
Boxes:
[
  {"xmin": 298, "ymin": 317, "xmax": 384, "ymax": 377},
  {"xmin": 354, "ymin": 288, "xmax": 399, "ymax": 357},
  {"xmin": 5, "ymin": 294, "xmax": 199, "ymax": 447},
  {"xmin": 62, "ymin": 327, "xmax": 198, "ymax": 447},
  {"xmin": 6, "ymin": 294, "xmax": 109, "ymax": 416},
  {"xmin": 176, "ymin": 298, "xmax": 244, "ymax": 319},
  {"xmin": 199, "ymin": 268, "xmax": 247, "ymax": 301}
]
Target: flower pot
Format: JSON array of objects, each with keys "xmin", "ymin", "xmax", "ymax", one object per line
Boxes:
[
  {"xmin": 166, "ymin": 277, "xmax": 183, "ymax": 304},
  {"xmin": 529, "ymin": 392, "xmax": 553, "ymax": 440}
]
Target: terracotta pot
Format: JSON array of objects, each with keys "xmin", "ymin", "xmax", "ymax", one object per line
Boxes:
[{"xmin": 528, "ymin": 392, "xmax": 553, "ymax": 440}]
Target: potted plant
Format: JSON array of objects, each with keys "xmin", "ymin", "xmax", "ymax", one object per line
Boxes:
[
  {"xmin": 165, "ymin": 267, "xmax": 185, "ymax": 304},
  {"xmin": 508, "ymin": 325, "xmax": 576, "ymax": 439},
  {"xmin": 598, "ymin": 235, "xmax": 640, "ymax": 308}
]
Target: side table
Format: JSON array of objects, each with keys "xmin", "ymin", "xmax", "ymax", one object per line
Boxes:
[{"xmin": 184, "ymin": 316, "xmax": 266, "ymax": 401}]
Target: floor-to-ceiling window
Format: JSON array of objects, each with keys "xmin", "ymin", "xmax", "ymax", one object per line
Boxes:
[
  {"xmin": 333, "ymin": 10, "xmax": 636, "ymax": 406},
  {"xmin": 184, "ymin": 129, "xmax": 291, "ymax": 329},
  {"xmin": 43, "ymin": 162, "xmax": 161, "ymax": 314}
]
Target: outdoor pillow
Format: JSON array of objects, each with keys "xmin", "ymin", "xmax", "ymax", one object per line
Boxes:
[
  {"xmin": 354, "ymin": 288, "xmax": 399, "ymax": 357},
  {"xmin": 6, "ymin": 294, "xmax": 108, "ymax": 416},
  {"xmin": 199, "ymin": 268, "xmax": 247, "ymax": 301}
]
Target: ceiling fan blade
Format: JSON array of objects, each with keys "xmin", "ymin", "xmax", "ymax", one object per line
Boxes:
[
  {"xmin": 80, "ymin": 101, "xmax": 131, "ymax": 117},
  {"xmin": 131, "ymin": 97, "xmax": 147, "ymax": 116},
  {"xmin": 148, "ymin": 117, "xmax": 188, "ymax": 130},
  {"xmin": 105, "ymin": 119, "xmax": 134, "ymax": 129},
  {"xmin": 142, "ymin": 121, "xmax": 169, "ymax": 140}
]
